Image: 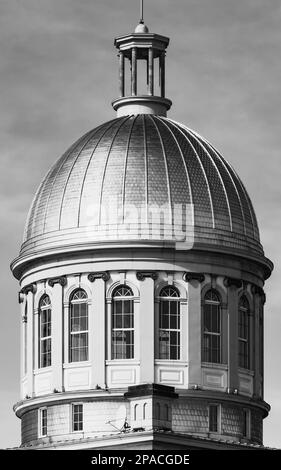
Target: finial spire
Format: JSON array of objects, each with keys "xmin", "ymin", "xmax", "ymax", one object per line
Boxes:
[{"xmin": 140, "ymin": 0, "xmax": 144, "ymax": 24}]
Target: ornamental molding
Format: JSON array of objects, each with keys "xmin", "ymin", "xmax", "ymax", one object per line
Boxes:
[
  {"xmin": 251, "ymin": 284, "xmax": 264, "ymax": 297},
  {"xmin": 48, "ymin": 276, "xmax": 67, "ymax": 287},
  {"xmin": 183, "ymin": 272, "xmax": 205, "ymax": 283},
  {"xmin": 88, "ymin": 271, "xmax": 110, "ymax": 282},
  {"xmin": 223, "ymin": 277, "xmax": 242, "ymax": 289},
  {"xmin": 21, "ymin": 283, "xmax": 37, "ymax": 295},
  {"xmin": 136, "ymin": 271, "xmax": 158, "ymax": 281}
]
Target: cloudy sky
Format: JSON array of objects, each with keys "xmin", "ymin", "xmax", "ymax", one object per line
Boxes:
[{"xmin": 0, "ymin": 0, "xmax": 280, "ymax": 448}]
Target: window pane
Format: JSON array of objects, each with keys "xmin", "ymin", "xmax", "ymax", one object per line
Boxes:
[
  {"xmin": 170, "ymin": 300, "xmax": 178, "ymax": 315},
  {"xmin": 209, "ymin": 405, "xmax": 218, "ymax": 432},
  {"xmin": 124, "ymin": 300, "xmax": 133, "ymax": 314},
  {"xmin": 203, "ymin": 304, "xmax": 212, "ymax": 332}
]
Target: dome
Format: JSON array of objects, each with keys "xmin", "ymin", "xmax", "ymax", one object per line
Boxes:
[
  {"xmin": 134, "ymin": 22, "xmax": 149, "ymax": 33},
  {"xmin": 17, "ymin": 114, "xmax": 264, "ymax": 266}
]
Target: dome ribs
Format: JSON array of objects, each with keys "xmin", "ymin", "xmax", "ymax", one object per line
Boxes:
[
  {"xmin": 98, "ymin": 116, "xmax": 133, "ymax": 225},
  {"xmin": 226, "ymin": 163, "xmax": 260, "ymax": 241},
  {"xmin": 58, "ymin": 125, "xmax": 117, "ymax": 231},
  {"xmin": 205, "ymin": 138, "xmax": 256, "ymax": 240},
  {"xmin": 181, "ymin": 127, "xmax": 232, "ymax": 233},
  {"xmin": 195, "ymin": 133, "xmax": 247, "ymax": 237},
  {"xmin": 144, "ymin": 115, "xmax": 169, "ymax": 209},
  {"xmin": 123, "ymin": 115, "xmax": 147, "ymax": 222},
  {"xmin": 77, "ymin": 118, "xmax": 121, "ymax": 227},
  {"xmin": 121, "ymin": 116, "xmax": 138, "ymax": 223},
  {"xmin": 28, "ymin": 130, "xmax": 93, "ymax": 240},
  {"xmin": 43, "ymin": 131, "xmax": 94, "ymax": 235},
  {"xmin": 166, "ymin": 119, "xmax": 215, "ymax": 230},
  {"xmin": 79, "ymin": 117, "xmax": 130, "ymax": 228},
  {"xmin": 153, "ymin": 116, "xmax": 193, "ymax": 231},
  {"xmin": 148, "ymin": 115, "xmax": 173, "ymax": 225}
]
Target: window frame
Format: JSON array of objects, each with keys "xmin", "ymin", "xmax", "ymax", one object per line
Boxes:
[
  {"xmin": 69, "ymin": 289, "xmax": 89, "ymax": 363},
  {"xmin": 209, "ymin": 404, "xmax": 220, "ymax": 433},
  {"xmin": 39, "ymin": 407, "xmax": 48, "ymax": 437},
  {"xmin": 242, "ymin": 409, "xmax": 251, "ymax": 439},
  {"xmin": 202, "ymin": 290, "xmax": 222, "ymax": 364},
  {"xmin": 71, "ymin": 403, "xmax": 83, "ymax": 432},
  {"xmin": 157, "ymin": 286, "xmax": 181, "ymax": 361},
  {"xmin": 111, "ymin": 285, "xmax": 135, "ymax": 360},
  {"xmin": 38, "ymin": 295, "xmax": 52, "ymax": 369},
  {"xmin": 238, "ymin": 296, "xmax": 250, "ymax": 370}
]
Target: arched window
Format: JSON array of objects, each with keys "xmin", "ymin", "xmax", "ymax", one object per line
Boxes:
[
  {"xmin": 158, "ymin": 286, "xmax": 180, "ymax": 360},
  {"xmin": 112, "ymin": 286, "xmax": 134, "ymax": 360},
  {"xmin": 69, "ymin": 289, "xmax": 88, "ymax": 363},
  {"xmin": 202, "ymin": 290, "xmax": 221, "ymax": 363},
  {"xmin": 238, "ymin": 296, "xmax": 250, "ymax": 369},
  {"xmin": 39, "ymin": 295, "xmax": 52, "ymax": 368}
]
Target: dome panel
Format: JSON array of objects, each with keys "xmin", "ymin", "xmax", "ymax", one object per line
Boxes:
[{"xmin": 18, "ymin": 115, "xmax": 263, "ymax": 262}]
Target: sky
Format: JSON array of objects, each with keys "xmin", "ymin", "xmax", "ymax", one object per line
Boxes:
[{"xmin": 0, "ymin": 0, "xmax": 280, "ymax": 448}]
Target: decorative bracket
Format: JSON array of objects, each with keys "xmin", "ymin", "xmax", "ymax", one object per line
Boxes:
[
  {"xmin": 88, "ymin": 271, "xmax": 110, "ymax": 282},
  {"xmin": 136, "ymin": 271, "xmax": 158, "ymax": 281},
  {"xmin": 251, "ymin": 284, "xmax": 266, "ymax": 304},
  {"xmin": 223, "ymin": 277, "xmax": 242, "ymax": 289},
  {"xmin": 18, "ymin": 292, "xmax": 25, "ymax": 304},
  {"xmin": 48, "ymin": 276, "xmax": 67, "ymax": 287},
  {"xmin": 183, "ymin": 272, "xmax": 205, "ymax": 283},
  {"xmin": 21, "ymin": 283, "xmax": 37, "ymax": 295}
]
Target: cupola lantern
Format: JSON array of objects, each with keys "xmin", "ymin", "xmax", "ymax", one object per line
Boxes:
[{"xmin": 112, "ymin": 18, "xmax": 172, "ymax": 117}]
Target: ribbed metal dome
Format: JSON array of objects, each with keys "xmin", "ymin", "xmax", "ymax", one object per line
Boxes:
[{"xmin": 19, "ymin": 115, "xmax": 263, "ymax": 261}]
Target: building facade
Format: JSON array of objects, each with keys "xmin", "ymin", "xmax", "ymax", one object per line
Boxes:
[{"xmin": 11, "ymin": 16, "xmax": 273, "ymax": 450}]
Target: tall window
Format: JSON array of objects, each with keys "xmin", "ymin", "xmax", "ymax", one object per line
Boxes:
[
  {"xmin": 24, "ymin": 302, "xmax": 27, "ymax": 375},
  {"xmin": 238, "ymin": 296, "xmax": 250, "ymax": 369},
  {"xmin": 69, "ymin": 289, "xmax": 88, "ymax": 363},
  {"xmin": 158, "ymin": 286, "xmax": 180, "ymax": 360},
  {"xmin": 209, "ymin": 404, "xmax": 219, "ymax": 433},
  {"xmin": 39, "ymin": 408, "xmax": 48, "ymax": 437},
  {"xmin": 72, "ymin": 404, "xmax": 83, "ymax": 432},
  {"xmin": 39, "ymin": 295, "xmax": 52, "ymax": 368},
  {"xmin": 242, "ymin": 409, "xmax": 250, "ymax": 438},
  {"xmin": 202, "ymin": 290, "xmax": 221, "ymax": 363},
  {"xmin": 111, "ymin": 286, "xmax": 134, "ymax": 360}
]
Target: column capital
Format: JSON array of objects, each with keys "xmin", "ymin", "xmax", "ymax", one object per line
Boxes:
[
  {"xmin": 48, "ymin": 276, "xmax": 67, "ymax": 287},
  {"xmin": 136, "ymin": 271, "xmax": 158, "ymax": 281},
  {"xmin": 21, "ymin": 283, "xmax": 37, "ymax": 295},
  {"xmin": 223, "ymin": 277, "xmax": 242, "ymax": 289},
  {"xmin": 88, "ymin": 271, "xmax": 110, "ymax": 282},
  {"xmin": 183, "ymin": 272, "xmax": 205, "ymax": 283}
]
